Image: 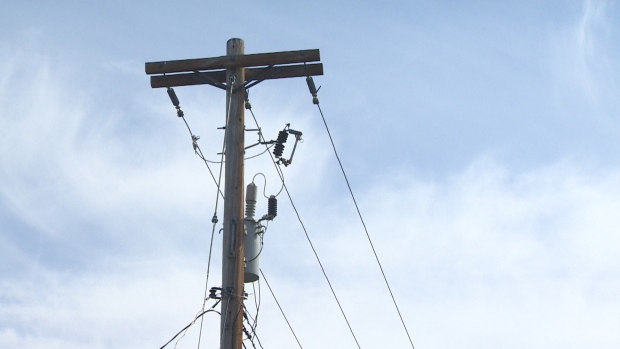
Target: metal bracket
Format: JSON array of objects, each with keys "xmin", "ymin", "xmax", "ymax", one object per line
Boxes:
[
  {"xmin": 228, "ymin": 219, "xmax": 237, "ymax": 258},
  {"xmin": 244, "ymin": 127, "xmax": 276, "ymax": 150},
  {"xmin": 233, "ymin": 64, "xmax": 279, "ymax": 93},
  {"xmin": 192, "ymin": 70, "xmax": 227, "ymax": 90}
]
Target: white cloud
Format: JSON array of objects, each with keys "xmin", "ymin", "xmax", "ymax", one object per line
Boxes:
[
  {"xmin": 0, "ymin": 158, "xmax": 620, "ymax": 348},
  {"xmin": 1, "ymin": 4, "xmax": 620, "ymax": 349}
]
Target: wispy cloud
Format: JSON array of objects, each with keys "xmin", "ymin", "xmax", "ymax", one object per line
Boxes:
[
  {"xmin": 2, "ymin": 4, "xmax": 620, "ymax": 349},
  {"xmin": 550, "ymin": 0, "xmax": 620, "ymax": 132},
  {"xmin": 3, "ymin": 151, "xmax": 619, "ymax": 348}
]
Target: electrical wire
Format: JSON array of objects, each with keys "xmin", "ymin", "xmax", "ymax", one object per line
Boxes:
[
  {"xmin": 259, "ymin": 269, "xmax": 302, "ymax": 349},
  {"xmin": 313, "ymin": 101, "xmax": 416, "ymax": 349},
  {"xmin": 252, "ymin": 280, "xmax": 261, "ymax": 331},
  {"xmin": 196, "ymin": 220, "xmax": 219, "ymax": 349},
  {"xmin": 198, "ymin": 77, "xmax": 236, "ymax": 349},
  {"xmin": 245, "ymin": 143, "xmax": 275, "ymax": 161},
  {"xmin": 220, "ymin": 289, "xmax": 247, "ymax": 346},
  {"xmin": 246, "ymin": 100, "xmax": 362, "ymax": 349},
  {"xmin": 216, "ymin": 75, "xmax": 252, "ymax": 347},
  {"xmin": 179, "ymin": 115, "xmax": 224, "ymax": 199},
  {"xmin": 252, "ymin": 173, "xmax": 270, "ymax": 199},
  {"xmin": 243, "ymin": 305, "xmax": 263, "ymax": 349},
  {"xmin": 164, "ymin": 87, "xmax": 226, "ymax": 349},
  {"xmin": 279, "ymin": 170, "xmax": 364, "ymax": 349},
  {"xmin": 159, "ymin": 307, "xmax": 221, "ymax": 349}
]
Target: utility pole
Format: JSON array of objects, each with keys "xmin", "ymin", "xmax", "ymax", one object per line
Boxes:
[
  {"xmin": 220, "ymin": 38, "xmax": 246, "ymax": 349},
  {"xmin": 145, "ymin": 38, "xmax": 322, "ymax": 349}
]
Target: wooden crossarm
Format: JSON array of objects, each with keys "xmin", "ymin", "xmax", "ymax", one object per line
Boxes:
[
  {"xmin": 146, "ymin": 49, "xmax": 320, "ymax": 75},
  {"xmin": 150, "ymin": 63, "xmax": 323, "ymax": 88}
]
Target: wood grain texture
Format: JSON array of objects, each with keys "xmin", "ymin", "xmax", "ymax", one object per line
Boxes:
[
  {"xmin": 150, "ymin": 63, "xmax": 323, "ymax": 88},
  {"xmin": 145, "ymin": 49, "xmax": 320, "ymax": 75}
]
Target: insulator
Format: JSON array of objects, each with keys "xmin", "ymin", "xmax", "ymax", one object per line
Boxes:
[
  {"xmin": 273, "ymin": 143, "xmax": 285, "ymax": 158},
  {"xmin": 306, "ymin": 76, "xmax": 317, "ymax": 96},
  {"xmin": 245, "ymin": 183, "xmax": 257, "ymax": 218},
  {"xmin": 167, "ymin": 87, "xmax": 180, "ymax": 107},
  {"xmin": 244, "ymin": 92, "xmax": 252, "ymax": 110},
  {"xmin": 273, "ymin": 130, "xmax": 289, "ymax": 157},
  {"xmin": 268, "ymin": 195, "xmax": 277, "ymax": 218},
  {"xmin": 277, "ymin": 129, "xmax": 289, "ymax": 143},
  {"xmin": 306, "ymin": 77, "xmax": 320, "ymax": 104}
]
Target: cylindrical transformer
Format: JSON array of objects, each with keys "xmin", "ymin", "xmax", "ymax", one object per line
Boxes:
[
  {"xmin": 244, "ymin": 219, "xmax": 260, "ymax": 283},
  {"xmin": 244, "ymin": 183, "xmax": 260, "ymax": 283}
]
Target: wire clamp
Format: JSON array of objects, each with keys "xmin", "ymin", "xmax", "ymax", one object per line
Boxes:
[{"xmin": 192, "ymin": 135, "xmax": 200, "ymax": 152}]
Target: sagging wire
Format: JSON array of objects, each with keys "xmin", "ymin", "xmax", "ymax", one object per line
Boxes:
[
  {"xmin": 305, "ymin": 76, "xmax": 416, "ymax": 349},
  {"xmin": 158, "ymin": 295, "xmax": 222, "ymax": 349},
  {"xmin": 244, "ymin": 97, "xmax": 285, "ymax": 199},
  {"xmin": 252, "ymin": 172, "xmax": 283, "ymax": 199},
  {"xmin": 245, "ymin": 143, "xmax": 275, "ymax": 161},
  {"xmin": 252, "ymin": 279, "xmax": 261, "ymax": 333},
  {"xmin": 168, "ymin": 87, "xmax": 224, "ymax": 199},
  {"xmin": 243, "ymin": 305, "xmax": 264, "ymax": 349},
  {"xmin": 163, "ymin": 85, "xmax": 227, "ymax": 348},
  {"xmin": 246, "ymin": 94, "xmax": 361, "ymax": 349}
]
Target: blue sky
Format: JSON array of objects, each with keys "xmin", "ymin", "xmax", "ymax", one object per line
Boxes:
[{"xmin": 1, "ymin": 1, "xmax": 619, "ymax": 348}]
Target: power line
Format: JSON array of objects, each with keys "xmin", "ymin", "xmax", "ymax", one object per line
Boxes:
[
  {"xmin": 308, "ymin": 80, "xmax": 416, "ymax": 349},
  {"xmin": 179, "ymin": 114, "xmax": 224, "ymax": 200},
  {"xmin": 246, "ymin": 101, "xmax": 362, "ymax": 349},
  {"xmin": 205, "ymin": 81, "xmax": 236, "ymax": 348},
  {"xmin": 259, "ymin": 269, "xmax": 303, "ymax": 349},
  {"xmin": 163, "ymin": 86, "xmax": 226, "ymax": 349},
  {"xmin": 159, "ymin": 306, "xmax": 221, "ymax": 349},
  {"xmin": 243, "ymin": 304, "xmax": 264, "ymax": 349}
]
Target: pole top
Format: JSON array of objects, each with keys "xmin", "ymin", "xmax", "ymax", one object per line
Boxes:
[{"xmin": 227, "ymin": 38, "xmax": 244, "ymax": 55}]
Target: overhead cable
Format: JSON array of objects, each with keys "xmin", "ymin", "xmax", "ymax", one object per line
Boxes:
[
  {"xmin": 246, "ymin": 99, "xmax": 362, "ymax": 349},
  {"xmin": 307, "ymin": 80, "xmax": 416, "ymax": 349},
  {"xmin": 260, "ymin": 269, "xmax": 303, "ymax": 349}
]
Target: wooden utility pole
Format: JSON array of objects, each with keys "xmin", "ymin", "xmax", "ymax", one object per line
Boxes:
[{"xmin": 145, "ymin": 38, "xmax": 322, "ymax": 349}]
